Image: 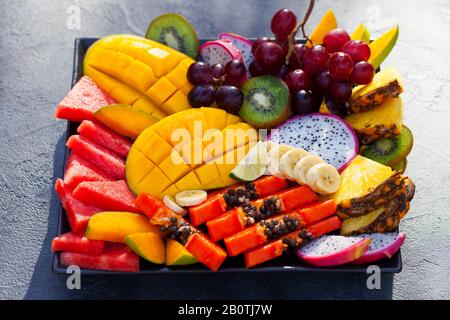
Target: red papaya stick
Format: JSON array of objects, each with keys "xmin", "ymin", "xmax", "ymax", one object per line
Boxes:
[
  {"xmin": 134, "ymin": 193, "xmax": 227, "ymax": 271},
  {"xmin": 207, "ymin": 186, "xmax": 319, "ymax": 242},
  {"xmin": 244, "ymin": 216, "xmax": 342, "ymax": 268},
  {"xmin": 189, "ymin": 176, "xmax": 288, "ymax": 226},
  {"xmin": 224, "ymin": 200, "xmax": 336, "ymax": 256}
]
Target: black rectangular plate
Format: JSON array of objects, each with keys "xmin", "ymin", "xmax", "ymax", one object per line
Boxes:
[{"xmin": 52, "ymin": 38, "xmax": 402, "ymax": 275}]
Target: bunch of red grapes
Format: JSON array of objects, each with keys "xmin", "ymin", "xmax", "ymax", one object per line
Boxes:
[
  {"xmin": 251, "ymin": 9, "xmax": 375, "ymax": 117},
  {"xmin": 187, "ymin": 60, "xmax": 246, "ymax": 114}
]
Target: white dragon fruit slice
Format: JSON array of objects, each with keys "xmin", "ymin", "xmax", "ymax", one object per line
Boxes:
[
  {"xmin": 297, "ymin": 235, "xmax": 371, "ymax": 267},
  {"xmin": 199, "ymin": 39, "xmax": 243, "ymax": 66},
  {"xmin": 353, "ymin": 232, "xmax": 406, "ymax": 265},
  {"xmin": 219, "ymin": 32, "xmax": 254, "ymax": 75},
  {"xmin": 268, "ymin": 113, "xmax": 359, "ymax": 172}
]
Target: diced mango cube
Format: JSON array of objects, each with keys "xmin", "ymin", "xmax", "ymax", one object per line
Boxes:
[
  {"xmin": 146, "ymin": 76, "xmax": 177, "ymax": 105},
  {"xmin": 161, "ymin": 90, "xmax": 191, "ymax": 114}
]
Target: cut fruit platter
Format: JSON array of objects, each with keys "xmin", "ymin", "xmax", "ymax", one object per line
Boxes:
[{"xmin": 52, "ymin": 1, "xmax": 415, "ymax": 274}]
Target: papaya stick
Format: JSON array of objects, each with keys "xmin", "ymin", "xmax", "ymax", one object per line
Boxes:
[
  {"xmin": 207, "ymin": 186, "xmax": 319, "ymax": 242},
  {"xmin": 189, "ymin": 176, "xmax": 288, "ymax": 226},
  {"xmin": 134, "ymin": 193, "xmax": 227, "ymax": 271},
  {"xmin": 245, "ymin": 216, "xmax": 342, "ymax": 268},
  {"xmin": 224, "ymin": 200, "xmax": 336, "ymax": 256}
]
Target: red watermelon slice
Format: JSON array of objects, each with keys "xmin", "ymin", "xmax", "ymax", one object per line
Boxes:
[
  {"xmin": 60, "ymin": 243, "xmax": 140, "ymax": 272},
  {"xmin": 55, "ymin": 178, "xmax": 101, "ymax": 234},
  {"xmin": 77, "ymin": 120, "xmax": 131, "ymax": 158},
  {"xmin": 72, "ymin": 180, "xmax": 141, "ymax": 213},
  {"xmin": 64, "ymin": 153, "xmax": 114, "ymax": 189},
  {"xmin": 55, "ymin": 76, "xmax": 115, "ymax": 122},
  {"xmin": 52, "ymin": 232, "xmax": 104, "ymax": 255},
  {"xmin": 66, "ymin": 135, "xmax": 125, "ymax": 180}
]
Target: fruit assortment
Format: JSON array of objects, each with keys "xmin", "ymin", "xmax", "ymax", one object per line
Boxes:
[{"xmin": 52, "ymin": 3, "xmax": 416, "ymax": 272}]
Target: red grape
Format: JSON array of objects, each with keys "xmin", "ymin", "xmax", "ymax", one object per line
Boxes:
[
  {"xmin": 342, "ymin": 40, "xmax": 371, "ymax": 63},
  {"xmin": 271, "ymin": 9, "xmax": 297, "ymax": 40},
  {"xmin": 302, "ymin": 45, "xmax": 330, "ymax": 75},
  {"xmin": 188, "ymin": 85, "xmax": 216, "ymax": 108},
  {"xmin": 328, "ymin": 52, "xmax": 353, "ymax": 81},
  {"xmin": 211, "ymin": 63, "xmax": 225, "ymax": 78},
  {"xmin": 249, "ymin": 60, "xmax": 266, "ymax": 77},
  {"xmin": 292, "ymin": 90, "xmax": 320, "ymax": 114},
  {"xmin": 325, "ymin": 96, "xmax": 349, "ymax": 118},
  {"xmin": 323, "ymin": 29, "xmax": 351, "ymax": 53},
  {"xmin": 330, "ymin": 80, "xmax": 352, "ymax": 102},
  {"xmin": 252, "ymin": 37, "xmax": 270, "ymax": 55},
  {"xmin": 187, "ymin": 62, "xmax": 212, "ymax": 85},
  {"xmin": 284, "ymin": 69, "xmax": 312, "ymax": 93},
  {"xmin": 216, "ymin": 86, "xmax": 243, "ymax": 114},
  {"xmin": 289, "ymin": 44, "xmax": 309, "ymax": 69},
  {"xmin": 315, "ymin": 71, "xmax": 333, "ymax": 94},
  {"xmin": 351, "ymin": 61, "xmax": 374, "ymax": 85},
  {"xmin": 273, "ymin": 64, "xmax": 290, "ymax": 79},
  {"xmin": 254, "ymin": 42, "xmax": 284, "ymax": 71},
  {"xmin": 225, "ymin": 60, "xmax": 246, "ymax": 86}
]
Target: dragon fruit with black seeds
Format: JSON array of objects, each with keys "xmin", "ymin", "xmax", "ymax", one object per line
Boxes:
[
  {"xmin": 296, "ymin": 235, "xmax": 371, "ymax": 267},
  {"xmin": 199, "ymin": 39, "xmax": 243, "ymax": 66},
  {"xmin": 219, "ymin": 33, "xmax": 254, "ymax": 75},
  {"xmin": 353, "ymin": 232, "xmax": 406, "ymax": 265},
  {"xmin": 268, "ymin": 113, "xmax": 359, "ymax": 172}
]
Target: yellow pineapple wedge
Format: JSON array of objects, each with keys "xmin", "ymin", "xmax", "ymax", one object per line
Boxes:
[
  {"xmin": 340, "ymin": 176, "xmax": 415, "ymax": 235},
  {"xmin": 328, "ymin": 155, "xmax": 408, "ymax": 218},
  {"xmin": 350, "ymin": 67, "xmax": 404, "ymax": 113},
  {"xmin": 345, "ymin": 97, "xmax": 403, "ymax": 144}
]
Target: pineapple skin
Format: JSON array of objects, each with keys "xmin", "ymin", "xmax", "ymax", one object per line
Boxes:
[
  {"xmin": 337, "ymin": 173, "xmax": 408, "ymax": 219},
  {"xmin": 340, "ymin": 176, "xmax": 415, "ymax": 235}
]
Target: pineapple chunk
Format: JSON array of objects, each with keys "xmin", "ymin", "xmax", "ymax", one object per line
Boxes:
[
  {"xmin": 345, "ymin": 97, "xmax": 403, "ymax": 144},
  {"xmin": 350, "ymin": 67, "xmax": 404, "ymax": 113},
  {"xmin": 330, "ymin": 155, "xmax": 395, "ymax": 207}
]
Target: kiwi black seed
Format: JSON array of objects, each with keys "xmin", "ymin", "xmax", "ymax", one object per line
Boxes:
[
  {"xmin": 362, "ymin": 125, "xmax": 413, "ymax": 166},
  {"xmin": 238, "ymin": 76, "xmax": 290, "ymax": 129},
  {"xmin": 145, "ymin": 13, "xmax": 199, "ymax": 58}
]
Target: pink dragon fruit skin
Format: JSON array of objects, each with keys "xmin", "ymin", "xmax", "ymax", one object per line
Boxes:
[
  {"xmin": 199, "ymin": 39, "xmax": 243, "ymax": 66},
  {"xmin": 296, "ymin": 235, "xmax": 371, "ymax": 267},
  {"xmin": 353, "ymin": 232, "xmax": 406, "ymax": 265},
  {"xmin": 219, "ymin": 33, "xmax": 254, "ymax": 74}
]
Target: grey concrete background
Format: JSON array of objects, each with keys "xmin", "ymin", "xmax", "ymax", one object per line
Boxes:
[{"xmin": 0, "ymin": 0, "xmax": 449, "ymax": 300}]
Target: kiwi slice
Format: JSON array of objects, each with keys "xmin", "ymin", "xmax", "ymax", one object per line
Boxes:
[
  {"xmin": 145, "ymin": 13, "xmax": 199, "ymax": 58},
  {"xmin": 361, "ymin": 125, "xmax": 413, "ymax": 166},
  {"xmin": 391, "ymin": 159, "xmax": 407, "ymax": 173},
  {"xmin": 239, "ymin": 76, "xmax": 290, "ymax": 129}
]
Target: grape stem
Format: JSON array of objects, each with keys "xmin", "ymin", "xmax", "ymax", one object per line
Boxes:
[{"xmin": 285, "ymin": 0, "xmax": 315, "ymax": 65}]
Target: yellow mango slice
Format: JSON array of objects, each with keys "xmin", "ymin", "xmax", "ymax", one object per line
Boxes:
[
  {"xmin": 369, "ymin": 25, "xmax": 399, "ymax": 70},
  {"xmin": 137, "ymin": 131, "xmax": 174, "ymax": 164},
  {"xmin": 161, "ymin": 91, "xmax": 191, "ymax": 115},
  {"xmin": 351, "ymin": 23, "xmax": 370, "ymax": 43},
  {"xmin": 86, "ymin": 211, "xmax": 159, "ymax": 242},
  {"xmin": 125, "ymin": 148, "xmax": 156, "ymax": 191},
  {"xmin": 166, "ymin": 239, "xmax": 197, "ymax": 265},
  {"xmin": 175, "ymin": 171, "xmax": 202, "ymax": 191},
  {"xmin": 143, "ymin": 46, "xmax": 184, "ymax": 77},
  {"xmin": 307, "ymin": 9, "xmax": 337, "ymax": 47},
  {"xmin": 165, "ymin": 58, "xmax": 193, "ymax": 89},
  {"xmin": 94, "ymin": 104, "xmax": 158, "ymax": 140},
  {"xmin": 200, "ymin": 107, "xmax": 229, "ymax": 130},
  {"xmin": 146, "ymin": 76, "xmax": 178, "ymax": 105},
  {"xmin": 158, "ymin": 152, "xmax": 191, "ymax": 182},
  {"xmin": 125, "ymin": 232, "xmax": 165, "ymax": 264},
  {"xmin": 133, "ymin": 97, "xmax": 166, "ymax": 119},
  {"xmin": 162, "ymin": 185, "xmax": 181, "ymax": 198},
  {"xmin": 137, "ymin": 166, "xmax": 172, "ymax": 196}
]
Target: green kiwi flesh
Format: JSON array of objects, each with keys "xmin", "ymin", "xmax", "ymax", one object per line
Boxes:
[
  {"xmin": 391, "ymin": 159, "xmax": 407, "ymax": 173},
  {"xmin": 145, "ymin": 13, "xmax": 199, "ymax": 58},
  {"xmin": 361, "ymin": 125, "xmax": 413, "ymax": 166},
  {"xmin": 239, "ymin": 76, "xmax": 290, "ymax": 129}
]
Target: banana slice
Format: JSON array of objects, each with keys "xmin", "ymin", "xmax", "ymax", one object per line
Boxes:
[
  {"xmin": 267, "ymin": 144, "xmax": 294, "ymax": 177},
  {"xmin": 306, "ymin": 163, "xmax": 341, "ymax": 195},
  {"xmin": 293, "ymin": 155, "xmax": 324, "ymax": 185},
  {"xmin": 263, "ymin": 141, "xmax": 277, "ymax": 153},
  {"xmin": 163, "ymin": 195, "xmax": 187, "ymax": 215},
  {"xmin": 175, "ymin": 190, "xmax": 207, "ymax": 207},
  {"xmin": 279, "ymin": 148, "xmax": 310, "ymax": 181}
]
